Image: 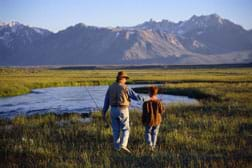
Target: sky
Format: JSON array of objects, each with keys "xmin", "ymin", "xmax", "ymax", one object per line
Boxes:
[{"xmin": 0, "ymin": 0, "xmax": 252, "ymax": 32}]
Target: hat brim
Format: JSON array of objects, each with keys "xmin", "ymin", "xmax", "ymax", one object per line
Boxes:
[{"xmin": 118, "ymin": 76, "xmax": 129, "ymax": 79}]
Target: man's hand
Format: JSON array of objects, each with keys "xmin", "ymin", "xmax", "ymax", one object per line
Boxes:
[{"xmin": 102, "ymin": 113, "xmax": 110, "ymax": 128}]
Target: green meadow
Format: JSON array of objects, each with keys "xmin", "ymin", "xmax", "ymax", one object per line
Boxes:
[{"xmin": 0, "ymin": 67, "xmax": 252, "ymax": 167}]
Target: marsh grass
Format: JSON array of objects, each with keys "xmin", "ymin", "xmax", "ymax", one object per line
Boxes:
[
  {"xmin": 1, "ymin": 67, "xmax": 252, "ymax": 97},
  {"xmin": 0, "ymin": 103, "xmax": 251, "ymax": 167},
  {"xmin": 0, "ymin": 67, "xmax": 252, "ymax": 167}
]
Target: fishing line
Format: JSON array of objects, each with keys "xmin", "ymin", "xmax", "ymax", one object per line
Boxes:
[
  {"xmin": 85, "ymin": 86, "xmax": 110, "ymax": 129},
  {"xmin": 85, "ymin": 86, "xmax": 100, "ymax": 110}
]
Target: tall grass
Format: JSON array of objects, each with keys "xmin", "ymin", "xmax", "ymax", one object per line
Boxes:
[
  {"xmin": 0, "ymin": 67, "xmax": 252, "ymax": 167},
  {"xmin": 0, "ymin": 105, "xmax": 251, "ymax": 167}
]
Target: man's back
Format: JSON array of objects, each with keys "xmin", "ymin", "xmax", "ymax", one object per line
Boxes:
[{"xmin": 108, "ymin": 82, "xmax": 130, "ymax": 107}]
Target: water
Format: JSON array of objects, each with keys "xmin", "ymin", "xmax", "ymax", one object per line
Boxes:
[{"xmin": 0, "ymin": 85, "xmax": 198, "ymax": 119}]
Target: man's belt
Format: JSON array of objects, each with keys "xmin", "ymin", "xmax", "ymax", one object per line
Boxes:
[{"xmin": 111, "ymin": 105, "xmax": 128, "ymax": 108}]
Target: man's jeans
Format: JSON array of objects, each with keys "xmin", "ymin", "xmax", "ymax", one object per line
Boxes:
[
  {"xmin": 110, "ymin": 107, "xmax": 130, "ymax": 150},
  {"xmin": 145, "ymin": 125, "xmax": 160, "ymax": 148}
]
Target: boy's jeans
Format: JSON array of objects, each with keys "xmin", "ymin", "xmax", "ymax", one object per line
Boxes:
[
  {"xmin": 145, "ymin": 125, "xmax": 160, "ymax": 148},
  {"xmin": 110, "ymin": 107, "xmax": 130, "ymax": 150}
]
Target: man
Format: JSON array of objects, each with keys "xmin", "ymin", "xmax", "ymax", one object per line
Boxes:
[{"xmin": 102, "ymin": 71, "xmax": 144, "ymax": 153}]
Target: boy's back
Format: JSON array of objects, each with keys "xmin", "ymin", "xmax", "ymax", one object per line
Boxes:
[{"xmin": 142, "ymin": 99, "xmax": 164, "ymax": 126}]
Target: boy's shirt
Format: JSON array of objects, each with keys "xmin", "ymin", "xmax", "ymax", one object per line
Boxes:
[{"xmin": 142, "ymin": 99, "xmax": 165, "ymax": 126}]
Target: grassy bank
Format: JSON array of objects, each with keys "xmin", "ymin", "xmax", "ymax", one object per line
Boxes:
[
  {"xmin": 0, "ymin": 104, "xmax": 251, "ymax": 167},
  {"xmin": 1, "ymin": 67, "xmax": 252, "ymax": 97},
  {"xmin": 0, "ymin": 68, "xmax": 116, "ymax": 96},
  {"xmin": 0, "ymin": 67, "xmax": 252, "ymax": 167}
]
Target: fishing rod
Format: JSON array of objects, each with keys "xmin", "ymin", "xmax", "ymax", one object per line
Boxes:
[
  {"xmin": 85, "ymin": 86, "xmax": 100, "ymax": 110},
  {"xmin": 85, "ymin": 86, "xmax": 110, "ymax": 128}
]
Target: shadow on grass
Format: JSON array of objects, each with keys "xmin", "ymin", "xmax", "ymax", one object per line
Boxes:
[{"xmin": 0, "ymin": 149, "xmax": 49, "ymax": 168}]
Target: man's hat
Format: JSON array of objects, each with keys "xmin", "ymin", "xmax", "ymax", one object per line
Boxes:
[{"xmin": 117, "ymin": 71, "xmax": 129, "ymax": 79}]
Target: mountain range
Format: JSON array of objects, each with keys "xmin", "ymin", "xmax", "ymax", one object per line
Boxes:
[{"xmin": 0, "ymin": 14, "xmax": 252, "ymax": 65}]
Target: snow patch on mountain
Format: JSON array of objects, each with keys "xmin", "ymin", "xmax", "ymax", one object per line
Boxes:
[
  {"xmin": 115, "ymin": 32, "xmax": 120, "ymax": 38},
  {"xmin": 192, "ymin": 40, "xmax": 205, "ymax": 48}
]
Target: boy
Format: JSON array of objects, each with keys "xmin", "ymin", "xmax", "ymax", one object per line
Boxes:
[{"xmin": 142, "ymin": 85, "xmax": 165, "ymax": 151}]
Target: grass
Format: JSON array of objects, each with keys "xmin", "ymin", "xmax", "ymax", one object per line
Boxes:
[
  {"xmin": 0, "ymin": 67, "xmax": 252, "ymax": 97},
  {"xmin": 0, "ymin": 67, "xmax": 252, "ymax": 167},
  {"xmin": 0, "ymin": 68, "xmax": 116, "ymax": 96}
]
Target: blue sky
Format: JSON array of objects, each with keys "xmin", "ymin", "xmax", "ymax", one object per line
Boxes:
[{"xmin": 0, "ymin": 0, "xmax": 252, "ymax": 32}]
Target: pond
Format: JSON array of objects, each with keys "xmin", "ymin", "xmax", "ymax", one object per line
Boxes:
[{"xmin": 0, "ymin": 85, "xmax": 199, "ymax": 119}]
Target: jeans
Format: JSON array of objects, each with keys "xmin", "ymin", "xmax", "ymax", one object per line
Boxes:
[
  {"xmin": 145, "ymin": 125, "xmax": 160, "ymax": 148},
  {"xmin": 110, "ymin": 107, "xmax": 130, "ymax": 150}
]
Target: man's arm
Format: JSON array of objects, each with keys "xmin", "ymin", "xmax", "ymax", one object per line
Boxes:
[
  {"xmin": 102, "ymin": 88, "xmax": 110, "ymax": 119},
  {"xmin": 128, "ymin": 87, "xmax": 145, "ymax": 102},
  {"xmin": 142, "ymin": 102, "xmax": 148, "ymax": 125}
]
